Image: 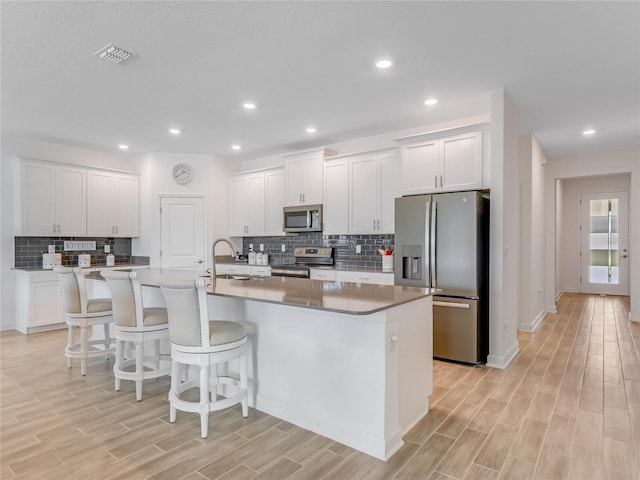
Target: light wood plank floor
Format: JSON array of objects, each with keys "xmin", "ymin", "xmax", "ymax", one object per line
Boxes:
[{"xmin": 2, "ymin": 294, "xmax": 639, "ymax": 479}]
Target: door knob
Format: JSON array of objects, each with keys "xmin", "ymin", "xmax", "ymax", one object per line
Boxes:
[
  {"xmin": 621, "ymin": 254, "xmax": 628, "ymax": 259},
  {"xmin": 195, "ymin": 260, "xmax": 203, "ymax": 264}
]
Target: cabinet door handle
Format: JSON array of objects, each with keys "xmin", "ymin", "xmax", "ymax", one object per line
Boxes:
[
  {"xmin": 299, "ymin": 193, "xmax": 302, "ymax": 202},
  {"xmin": 116, "ymin": 226, "xmax": 119, "ymax": 234},
  {"xmin": 377, "ymin": 220, "xmax": 380, "ymax": 230},
  {"xmin": 373, "ymin": 219, "xmax": 376, "ymax": 230},
  {"xmin": 440, "ymin": 175, "xmax": 443, "ymax": 187},
  {"xmin": 435, "ymin": 175, "xmax": 438, "ymax": 188},
  {"xmin": 52, "ymin": 224, "xmax": 56, "ymax": 233}
]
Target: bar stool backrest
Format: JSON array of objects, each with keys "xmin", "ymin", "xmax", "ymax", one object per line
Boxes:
[
  {"xmin": 101, "ymin": 270, "xmax": 144, "ymax": 327},
  {"xmin": 157, "ymin": 277, "xmax": 209, "ymax": 348},
  {"xmin": 54, "ymin": 266, "xmax": 88, "ymax": 315}
]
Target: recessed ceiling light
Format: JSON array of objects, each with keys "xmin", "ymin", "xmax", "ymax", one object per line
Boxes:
[
  {"xmin": 582, "ymin": 129, "xmax": 596, "ymax": 136},
  {"xmin": 243, "ymin": 103, "xmax": 256, "ymax": 110},
  {"xmin": 231, "ymin": 145, "xmax": 241, "ymax": 150},
  {"xmin": 424, "ymin": 98, "xmax": 439, "ymax": 106},
  {"xmin": 169, "ymin": 128, "xmax": 181, "ymax": 135},
  {"xmin": 118, "ymin": 144, "xmax": 129, "ymax": 150},
  {"xmin": 306, "ymin": 127, "xmax": 317, "ymax": 133},
  {"xmin": 375, "ymin": 59, "xmax": 393, "ymax": 69}
]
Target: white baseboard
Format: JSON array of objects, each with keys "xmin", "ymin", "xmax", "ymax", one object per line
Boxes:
[
  {"xmin": 519, "ymin": 309, "xmax": 545, "ymax": 333},
  {"xmin": 255, "ymin": 392, "xmax": 403, "ymax": 461},
  {"xmin": 563, "ymin": 287, "xmax": 579, "ymax": 294},
  {"xmin": 630, "ymin": 311, "xmax": 640, "ymax": 322},
  {"xmin": 555, "ymin": 290, "xmax": 565, "ymax": 301},
  {"xmin": 486, "ymin": 340, "xmax": 519, "ymax": 369}
]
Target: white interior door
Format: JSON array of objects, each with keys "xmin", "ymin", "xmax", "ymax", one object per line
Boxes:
[
  {"xmin": 580, "ymin": 191, "xmax": 629, "ymax": 295},
  {"xmin": 160, "ymin": 196, "xmax": 206, "ymax": 271}
]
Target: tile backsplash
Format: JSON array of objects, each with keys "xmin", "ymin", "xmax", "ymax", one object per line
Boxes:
[
  {"xmin": 14, "ymin": 237, "xmax": 132, "ymax": 269},
  {"xmin": 241, "ymin": 233, "xmax": 394, "ymax": 269}
]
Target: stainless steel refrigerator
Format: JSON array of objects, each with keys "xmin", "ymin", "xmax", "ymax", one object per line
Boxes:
[{"xmin": 394, "ymin": 191, "xmax": 490, "ymax": 364}]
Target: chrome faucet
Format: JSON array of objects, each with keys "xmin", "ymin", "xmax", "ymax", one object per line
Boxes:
[{"xmin": 210, "ymin": 238, "xmax": 236, "ymax": 285}]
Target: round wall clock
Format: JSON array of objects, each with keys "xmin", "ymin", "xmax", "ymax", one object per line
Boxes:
[{"xmin": 172, "ymin": 163, "xmax": 192, "ymax": 184}]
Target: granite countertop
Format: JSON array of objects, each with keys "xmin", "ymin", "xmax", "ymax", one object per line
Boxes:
[{"xmin": 87, "ymin": 267, "xmax": 433, "ymax": 315}]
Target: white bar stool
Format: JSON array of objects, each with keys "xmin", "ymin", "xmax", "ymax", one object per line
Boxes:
[
  {"xmin": 101, "ymin": 270, "xmax": 171, "ymax": 401},
  {"xmin": 157, "ymin": 277, "xmax": 249, "ymax": 438},
  {"xmin": 54, "ymin": 266, "xmax": 115, "ymax": 376}
]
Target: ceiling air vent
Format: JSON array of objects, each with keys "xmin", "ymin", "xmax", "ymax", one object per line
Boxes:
[{"xmin": 94, "ymin": 43, "xmax": 132, "ymax": 64}]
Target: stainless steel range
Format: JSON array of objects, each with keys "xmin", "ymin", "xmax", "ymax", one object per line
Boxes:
[{"xmin": 270, "ymin": 247, "xmax": 334, "ymax": 278}]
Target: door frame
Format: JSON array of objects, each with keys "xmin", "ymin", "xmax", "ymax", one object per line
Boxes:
[
  {"xmin": 158, "ymin": 194, "xmax": 208, "ymax": 271},
  {"xmin": 579, "ymin": 190, "xmax": 629, "ymax": 295}
]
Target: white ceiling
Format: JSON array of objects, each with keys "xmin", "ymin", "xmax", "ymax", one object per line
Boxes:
[{"xmin": 2, "ymin": 1, "xmax": 639, "ymax": 160}]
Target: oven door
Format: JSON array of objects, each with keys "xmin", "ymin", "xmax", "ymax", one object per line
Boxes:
[{"xmin": 270, "ymin": 266, "xmax": 310, "ymax": 278}]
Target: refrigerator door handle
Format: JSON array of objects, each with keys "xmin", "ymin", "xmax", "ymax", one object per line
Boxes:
[
  {"xmin": 433, "ymin": 301, "xmax": 470, "ymax": 309},
  {"xmin": 430, "ymin": 201, "xmax": 437, "ymax": 288},
  {"xmin": 425, "ymin": 200, "xmax": 431, "ymax": 287}
]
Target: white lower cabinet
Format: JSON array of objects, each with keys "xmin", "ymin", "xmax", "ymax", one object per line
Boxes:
[
  {"xmin": 15, "ymin": 270, "xmax": 64, "ymax": 334},
  {"xmin": 336, "ymin": 270, "xmax": 394, "ymax": 285},
  {"xmin": 310, "ymin": 268, "xmax": 394, "ymax": 285},
  {"xmin": 310, "ymin": 269, "xmax": 337, "ymax": 281},
  {"xmin": 215, "ymin": 264, "xmax": 252, "ymax": 276}
]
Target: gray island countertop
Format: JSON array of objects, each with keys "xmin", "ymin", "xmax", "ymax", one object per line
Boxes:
[{"xmin": 87, "ymin": 267, "xmax": 434, "ymax": 315}]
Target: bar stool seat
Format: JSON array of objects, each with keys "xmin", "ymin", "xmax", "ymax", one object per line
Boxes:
[
  {"xmin": 102, "ymin": 270, "xmax": 171, "ymax": 401},
  {"xmin": 158, "ymin": 276, "xmax": 249, "ymax": 438},
  {"xmin": 54, "ymin": 266, "xmax": 115, "ymax": 376}
]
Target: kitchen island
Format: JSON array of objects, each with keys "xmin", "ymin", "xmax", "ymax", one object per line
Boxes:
[{"xmin": 88, "ymin": 268, "xmax": 435, "ymax": 460}]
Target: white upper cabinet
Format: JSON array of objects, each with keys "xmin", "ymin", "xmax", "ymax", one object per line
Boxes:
[
  {"xmin": 15, "ymin": 160, "xmax": 86, "ymax": 236},
  {"xmin": 402, "ymin": 140, "xmax": 439, "ymax": 195},
  {"xmin": 229, "ymin": 172, "xmax": 265, "ymax": 236},
  {"xmin": 440, "ymin": 131, "xmax": 483, "ymax": 191},
  {"xmin": 323, "ymin": 158, "xmax": 349, "ymax": 234},
  {"xmin": 264, "ymin": 169, "xmax": 285, "ymax": 236},
  {"xmin": 323, "ymin": 148, "xmax": 400, "ymax": 235},
  {"xmin": 229, "ymin": 168, "xmax": 284, "ymax": 237},
  {"xmin": 399, "ymin": 129, "xmax": 483, "ymax": 195},
  {"xmin": 284, "ymin": 148, "xmax": 335, "ymax": 206},
  {"xmin": 86, "ymin": 170, "xmax": 140, "ymax": 237},
  {"xmin": 349, "ymin": 149, "xmax": 400, "ymax": 234},
  {"xmin": 15, "ymin": 158, "xmax": 138, "ymax": 237}
]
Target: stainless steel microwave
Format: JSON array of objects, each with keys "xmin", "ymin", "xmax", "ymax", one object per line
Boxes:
[{"xmin": 283, "ymin": 204, "xmax": 323, "ymax": 233}]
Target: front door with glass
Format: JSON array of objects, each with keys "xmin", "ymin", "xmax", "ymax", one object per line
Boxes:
[{"xmin": 580, "ymin": 192, "xmax": 629, "ymax": 295}]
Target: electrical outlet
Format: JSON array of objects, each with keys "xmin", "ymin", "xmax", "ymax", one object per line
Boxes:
[
  {"xmin": 259, "ymin": 244, "xmax": 264, "ymax": 251},
  {"xmin": 249, "ymin": 244, "xmax": 253, "ymax": 251},
  {"xmin": 104, "ymin": 245, "xmax": 110, "ymax": 253},
  {"xmin": 356, "ymin": 245, "xmax": 361, "ymax": 254},
  {"xmin": 281, "ymin": 244, "xmax": 286, "ymax": 252},
  {"xmin": 48, "ymin": 245, "xmax": 55, "ymax": 254}
]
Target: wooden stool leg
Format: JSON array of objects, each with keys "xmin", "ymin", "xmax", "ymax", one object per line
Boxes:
[
  {"xmin": 66, "ymin": 325, "xmax": 75, "ymax": 368},
  {"xmin": 154, "ymin": 339, "xmax": 161, "ymax": 370},
  {"xmin": 169, "ymin": 360, "xmax": 179, "ymax": 423},
  {"xmin": 135, "ymin": 341, "xmax": 144, "ymax": 401},
  {"xmin": 240, "ymin": 353, "xmax": 248, "ymax": 417},
  {"xmin": 114, "ymin": 339, "xmax": 124, "ymax": 391},
  {"xmin": 211, "ymin": 363, "xmax": 218, "ymax": 402},
  {"xmin": 103, "ymin": 323, "xmax": 111, "ymax": 353},
  {"xmin": 199, "ymin": 364, "xmax": 210, "ymax": 438},
  {"xmin": 80, "ymin": 325, "xmax": 88, "ymax": 376}
]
